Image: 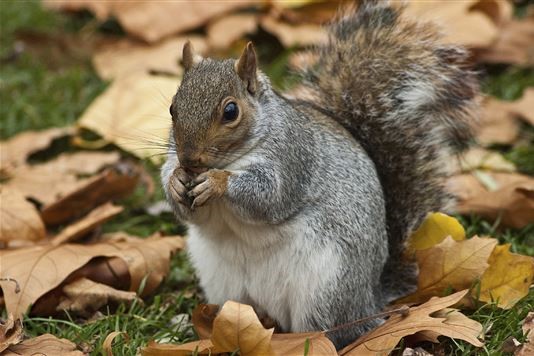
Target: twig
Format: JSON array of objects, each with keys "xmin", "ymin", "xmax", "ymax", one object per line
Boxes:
[{"xmin": 326, "ymin": 305, "xmax": 410, "ymax": 334}]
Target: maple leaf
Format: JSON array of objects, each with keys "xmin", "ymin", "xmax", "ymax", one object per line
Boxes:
[{"xmin": 340, "ymin": 290, "xmax": 483, "ymax": 356}]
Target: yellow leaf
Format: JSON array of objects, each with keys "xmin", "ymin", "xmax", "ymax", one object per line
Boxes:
[
  {"xmin": 408, "ymin": 212, "xmax": 465, "ymax": 251},
  {"xmin": 478, "ymin": 244, "xmax": 534, "ymax": 309},
  {"xmin": 398, "ymin": 236, "xmax": 497, "ymax": 304},
  {"xmin": 212, "ymin": 301, "xmax": 275, "ymax": 356},
  {"xmin": 340, "ymin": 290, "xmax": 483, "ymax": 355}
]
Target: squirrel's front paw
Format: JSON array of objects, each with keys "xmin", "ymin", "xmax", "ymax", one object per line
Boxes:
[
  {"xmin": 188, "ymin": 169, "xmax": 231, "ymax": 209},
  {"xmin": 169, "ymin": 167, "xmax": 193, "ymax": 208}
]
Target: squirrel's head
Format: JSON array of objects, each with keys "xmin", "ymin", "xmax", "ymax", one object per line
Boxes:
[{"xmin": 170, "ymin": 41, "xmax": 260, "ymax": 171}]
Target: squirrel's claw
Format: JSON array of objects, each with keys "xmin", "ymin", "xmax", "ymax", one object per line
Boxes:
[{"xmin": 188, "ymin": 169, "xmax": 231, "ymax": 210}]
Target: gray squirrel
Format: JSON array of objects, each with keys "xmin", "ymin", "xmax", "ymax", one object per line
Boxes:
[{"xmin": 161, "ymin": 0, "xmax": 477, "ymax": 349}]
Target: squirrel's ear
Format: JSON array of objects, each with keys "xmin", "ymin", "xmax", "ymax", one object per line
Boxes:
[
  {"xmin": 235, "ymin": 42, "xmax": 257, "ymax": 94},
  {"xmin": 182, "ymin": 41, "xmax": 202, "ymax": 72}
]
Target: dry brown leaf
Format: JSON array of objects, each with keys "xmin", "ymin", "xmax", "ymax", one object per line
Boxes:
[
  {"xmin": 0, "ymin": 187, "xmax": 46, "ymax": 244},
  {"xmin": 51, "ymin": 202, "xmax": 123, "ymax": 245},
  {"xmin": 478, "ymin": 245, "xmax": 534, "ymax": 309},
  {"xmin": 212, "ymin": 301, "xmax": 275, "ymax": 355},
  {"xmin": 207, "ymin": 14, "xmax": 258, "ymax": 50},
  {"xmin": 517, "ymin": 312, "xmax": 534, "ymax": 356},
  {"xmin": 508, "ymin": 88, "xmax": 534, "ymax": 126},
  {"xmin": 77, "ymin": 73, "xmax": 178, "ymax": 162},
  {"xmin": 146, "ymin": 300, "xmax": 335, "ymax": 356},
  {"xmin": 4, "ymin": 151, "xmax": 121, "ymax": 207},
  {"xmin": 273, "ymin": 0, "xmax": 349, "ymax": 25},
  {"xmin": 405, "ymin": 0, "xmax": 499, "ymax": 48},
  {"xmin": 44, "ymin": 0, "xmax": 258, "ymax": 43},
  {"xmin": 40, "ymin": 162, "xmax": 139, "ymax": 225},
  {"xmin": 103, "ymin": 331, "xmax": 129, "ymax": 356},
  {"xmin": 93, "ymin": 36, "xmax": 207, "ymax": 80},
  {"xmin": 476, "ymin": 17, "xmax": 534, "ymax": 66},
  {"xmin": 397, "ymin": 236, "xmax": 497, "ymax": 304},
  {"xmin": 476, "ymin": 97, "xmax": 521, "ymax": 145},
  {"xmin": 270, "ymin": 332, "xmax": 337, "ymax": 356},
  {"xmin": 192, "ymin": 304, "xmax": 220, "ymax": 339},
  {"xmin": 448, "ymin": 173, "xmax": 534, "ymax": 229},
  {"xmin": 58, "ymin": 278, "xmax": 138, "ymax": 316},
  {"xmin": 0, "ymin": 235, "xmax": 184, "ymax": 320},
  {"xmin": 341, "ymin": 290, "xmax": 483, "ymax": 355},
  {"xmin": 2, "ymin": 333, "xmax": 84, "ymax": 356},
  {"xmin": 0, "ymin": 127, "xmax": 72, "ymax": 176},
  {"xmin": 0, "ymin": 314, "xmax": 23, "ymax": 352},
  {"xmin": 261, "ymin": 16, "xmax": 328, "ymax": 47},
  {"xmin": 457, "ymin": 148, "xmax": 516, "ymax": 173},
  {"xmin": 142, "ymin": 340, "xmax": 219, "ymax": 356}
]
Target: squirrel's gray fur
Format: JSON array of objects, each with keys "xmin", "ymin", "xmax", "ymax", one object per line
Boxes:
[{"xmin": 161, "ymin": 0, "xmax": 477, "ymax": 349}]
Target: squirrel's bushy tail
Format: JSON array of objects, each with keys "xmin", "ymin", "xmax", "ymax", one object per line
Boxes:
[{"xmin": 297, "ymin": 0, "xmax": 478, "ymax": 300}]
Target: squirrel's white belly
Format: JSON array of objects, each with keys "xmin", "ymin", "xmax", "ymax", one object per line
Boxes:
[{"xmin": 186, "ymin": 200, "xmax": 340, "ymax": 331}]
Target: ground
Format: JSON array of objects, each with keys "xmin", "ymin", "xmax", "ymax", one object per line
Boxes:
[{"xmin": 0, "ymin": 1, "xmax": 533, "ymax": 355}]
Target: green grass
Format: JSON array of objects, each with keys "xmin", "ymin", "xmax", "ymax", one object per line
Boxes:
[{"xmin": 1, "ymin": 1, "xmax": 533, "ymax": 355}]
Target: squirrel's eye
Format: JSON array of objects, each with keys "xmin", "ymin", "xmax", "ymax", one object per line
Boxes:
[
  {"xmin": 222, "ymin": 102, "xmax": 239, "ymax": 123},
  {"xmin": 169, "ymin": 105, "xmax": 173, "ymax": 117}
]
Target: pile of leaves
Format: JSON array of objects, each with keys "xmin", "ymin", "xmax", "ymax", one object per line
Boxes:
[{"xmin": 1, "ymin": 0, "xmax": 533, "ymax": 355}]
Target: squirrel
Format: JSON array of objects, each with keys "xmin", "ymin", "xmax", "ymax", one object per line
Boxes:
[{"xmin": 161, "ymin": 0, "xmax": 477, "ymax": 349}]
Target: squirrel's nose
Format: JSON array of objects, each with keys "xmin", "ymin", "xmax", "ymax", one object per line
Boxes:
[{"xmin": 179, "ymin": 153, "xmax": 203, "ymax": 168}]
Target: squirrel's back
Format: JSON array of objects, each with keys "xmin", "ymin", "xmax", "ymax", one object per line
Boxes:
[{"xmin": 294, "ymin": 0, "xmax": 478, "ymax": 299}]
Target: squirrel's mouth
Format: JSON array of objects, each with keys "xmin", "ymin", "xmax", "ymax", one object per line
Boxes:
[{"xmin": 183, "ymin": 166, "xmax": 208, "ymax": 175}]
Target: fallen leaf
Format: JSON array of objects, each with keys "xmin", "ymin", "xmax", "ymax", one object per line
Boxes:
[
  {"xmin": 51, "ymin": 202, "xmax": 123, "ymax": 245},
  {"xmin": 517, "ymin": 312, "xmax": 534, "ymax": 356},
  {"xmin": 207, "ymin": 14, "xmax": 258, "ymax": 50},
  {"xmin": 93, "ymin": 36, "xmax": 207, "ymax": 80},
  {"xmin": 260, "ymin": 16, "xmax": 327, "ymax": 47},
  {"xmin": 4, "ymin": 151, "xmax": 121, "ymax": 207},
  {"xmin": 145, "ymin": 300, "xmax": 335, "ymax": 356},
  {"xmin": 211, "ymin": 301, "xmax": 274, "ymax": 355},
  {"xmin": 58, "ymin": 278, "xmax": 138, "ymax": 316},
  {"xmin": 44, "ymin": 0, "xmax": 258, "ymax": 43},
  {"xmin": 0, "ymin": 127, "xmax": 72, "ymax": 176},
  {"xmin": 408, "ymin": 212, "xmax": 465, "ymax": 251},
  {"xmin": 508, "ymin": 88, "xmax": 534, "ymax": 126},
  {"xmin": 0, "ymin": 234, "xmax": 184, "ymax": 320},
  {"xmin": 476, "ymin": 17, "xmax": 534, "ymax": 66},
  {"xmin": 340, "ymin": 290, "xmax": 483, "ymax": 355},
  {"xmin": 0, "ymin": 187, "xmax": 46, "ymax": 244},
  {"xmin": 270, "ymin": 332, "xmax": 337, "ymax": 356},
  {"xmin": 192, "ymin": 304, "xmax": 219, "ymax": 339},
  {"xmin": 103, "ymin": 331, "xmax": 130, "ymax": 356},
  {"xmin": 448, "ymin": 173, "xmax": 534, "ymax": 229},
  {"xmin": 2, "ymin": 334, "xmax": 84, "ymax": 356},
  {"xmin": 397, "ymin": 236, "xmax": 497, "ymax": 304},
  {"xmin": 142, "ymin": 340, "xmax": 218, "ymax": 356},
  {"xmin": 457, "ymin": 148, "xmax": 516, "ymax": 173},
  {"xmin": 405, "ymin": 0, "xmax": 500, "ymax": 48},
  {"xmin": 476, "ymin": 97, "xmax": 521, "ymax": 145},
  {"xmin": 40, "ymin": 162, "xmax": 139, "ymax": 225},
  {"xmin": 0, "ymin": 314, "xmax": 23, "ymax": 352},
  {"xmin": 77, "ymin": 73, "xmax": 178, "ymax": 162},
  {"xmin": 478, "ymin": 244, "xmax": 534, "ymax": 309}
]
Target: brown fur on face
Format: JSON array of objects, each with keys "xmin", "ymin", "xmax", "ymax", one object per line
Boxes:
[{"xmin": 170, "ymin": 54, "xmax": 257, "ymax": 169}]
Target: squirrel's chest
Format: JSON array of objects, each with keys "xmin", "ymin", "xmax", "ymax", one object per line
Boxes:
[{"xmin": 187, "ymin": 201, "xmax": 318, "ymax": 330}]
